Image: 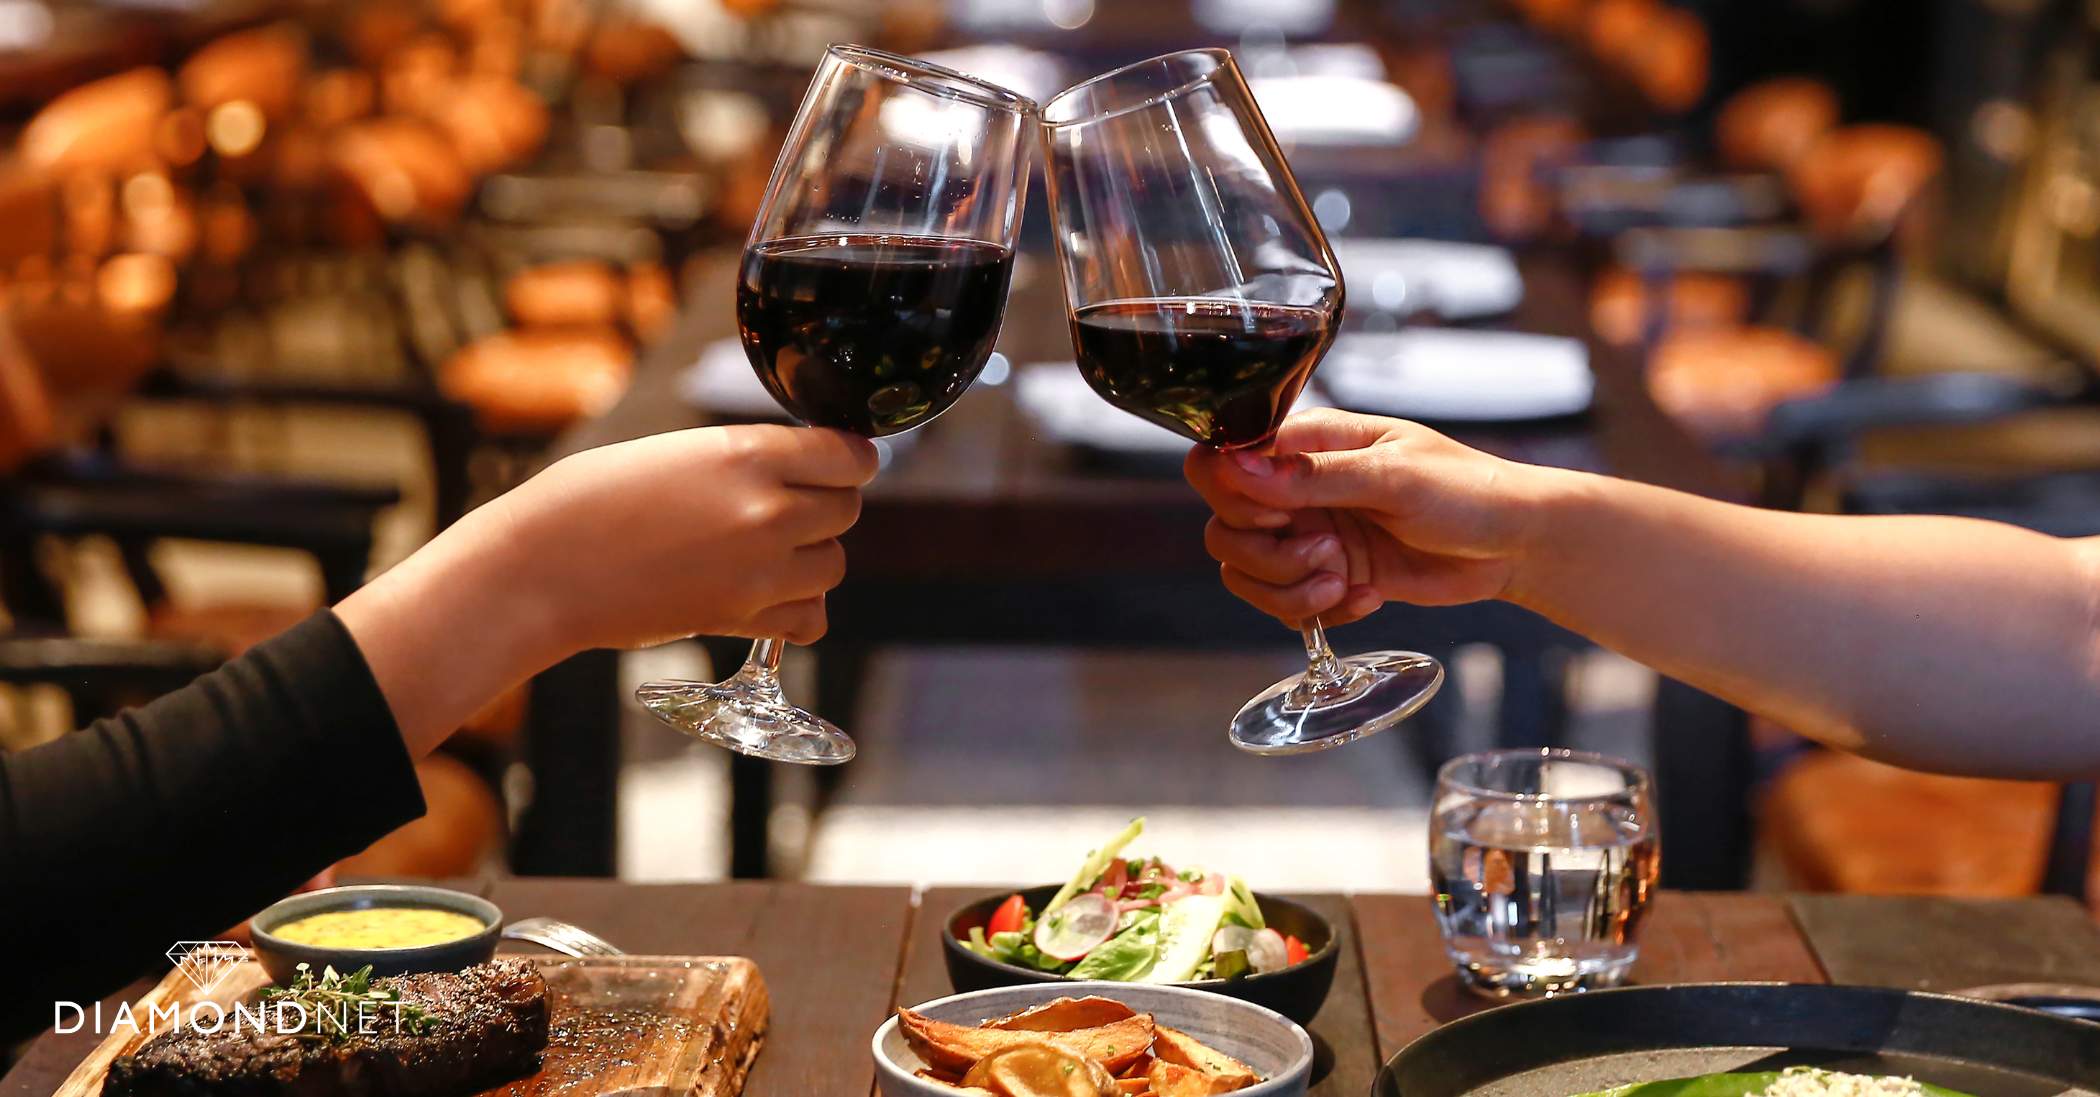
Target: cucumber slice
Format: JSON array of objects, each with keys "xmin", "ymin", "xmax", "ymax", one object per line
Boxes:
[
  {"xmin": 1141, "ymin": 894, "xmax": 1228, "ymax": 983},
  {"xmin": 1043, "ymin": 817, "xmax": 1145, "ymax": 917},
  {"xmin": 1225, "ymin": 876, "xmax": 1265, "ymax": 930}
]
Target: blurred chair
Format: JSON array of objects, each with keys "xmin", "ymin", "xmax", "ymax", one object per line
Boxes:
[
  {"xmin": 1602, "ymin": 124, "xmax": 1944, "ymax": 450},
  {"xmin": 0, "ymin": 274, "xmax": 398, "ymax": 656},
  {"xmin": 1545, "ymin": 76, "xmax": 1841, "ymax": 246},
  {"xmin": 1762, "ymin": 751, "xmax": 2100, "ymax": 910},
  {"xmin": 438, "ymin": 325, "xmax": 631, "ymax": 437},
  {"xmin": 1715, "ymin": 77, "xmax": 1840, "ymax": 176}
]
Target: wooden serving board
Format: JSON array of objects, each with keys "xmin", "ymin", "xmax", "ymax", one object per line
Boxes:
[{"xmin": 56, "ymin": 953, "xmax": 768, "ymax": 1097}]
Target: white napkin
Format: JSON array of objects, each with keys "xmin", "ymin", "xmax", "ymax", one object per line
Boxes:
[
  {"xmin": 1248, "ymin": 43, "xmax": 1387, "ymax": 82},
  {"xmin": 1193, "ymin": 0, "xmax": 1335, "ymax": 34},
  {"xmin": 1014, "ymin": 364, "xmax": 1327, "ymax": 454},
  {"xmin": 1250, "ymin": 75, "xmax": 1418, "ymax": 147},
  {"xmin": 1322, "ymin": 329, "xmax": 1592, "ymax": 421},
  {"xmin": 1331, "ymin": 239, "xmax": 1524, "ymax": 321},
  {"xmin": 677, "ymin": 338, "xmax": 788, "ymax": 418}
]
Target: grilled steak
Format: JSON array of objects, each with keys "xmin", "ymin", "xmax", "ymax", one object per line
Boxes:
[{"xmin": 104, "ymin": 960, "xmax": 549, "ymax": 1097}]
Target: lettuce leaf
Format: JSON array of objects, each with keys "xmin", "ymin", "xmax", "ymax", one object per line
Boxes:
[{"xmin": 1069, "ymin": 923, "xmax": 1158, "ymax": 981}]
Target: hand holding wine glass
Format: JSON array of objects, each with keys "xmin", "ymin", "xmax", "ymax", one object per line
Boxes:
[
  {"xmin": 636, "ymin": 45, "xmax": 1035, "ymax": 764},
  {"xmin": 1039, "ymin": 49, "xmax": 1443, "ymax": 754},
  {"xmin": 1185, "ymin": 409, "xmax": 1551, "ymax": 622}
]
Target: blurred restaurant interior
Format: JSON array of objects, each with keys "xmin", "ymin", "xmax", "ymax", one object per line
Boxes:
[{"xmin": 1, "ymin": 0, "xmax": 2097, "ymax": 910}]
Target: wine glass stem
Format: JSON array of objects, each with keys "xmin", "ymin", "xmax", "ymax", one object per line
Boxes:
[
  {"xmin": 1301, "ymin": 617, "xmax": 1346, "ymax": 686},
  {"xmin": 735, "ymin": 637, "xmax": 788, "ymax": 697}
]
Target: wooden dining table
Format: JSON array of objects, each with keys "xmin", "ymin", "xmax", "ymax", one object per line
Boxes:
[{"xmin": 10, "ymin": 882, "xmax": 2099, "ymax": 1097}]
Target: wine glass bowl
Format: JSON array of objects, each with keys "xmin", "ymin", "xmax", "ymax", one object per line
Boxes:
[
  {"xmin": 1039, "ymin": 49, "xmax": 1443, "ymax": 755},
  {"xmin": 738, "ymin": 235, "xmax": 1012, "ymax": 437},
  {"xmin": 1068, "ymin": 296, "xmax": 1332, "ymax": 448},
  {"xmin": 638, "ymin": 45, "xmax": 1035, "ymax": 764},
  {"xmin": 1042, "ymin": 49, "xmax": 1343, "ymax": 452}
]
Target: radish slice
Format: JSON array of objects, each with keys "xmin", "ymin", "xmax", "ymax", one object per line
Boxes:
[
  {"xmin": 1246, "ymin": 928, "xmax": 1290, "ymax": 973},
  {"xmin": 1215, "ymin": 925, "xmax": 1289, "ymax": 973},
  {"xmin": 1034, "ymin": 893, "xmax": 1117, "ymax": 960}
]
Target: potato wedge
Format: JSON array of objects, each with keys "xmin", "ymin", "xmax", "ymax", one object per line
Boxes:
[
  {"xmin": 962, "ymin": 1043, "xmax": 1119, "ymax": 1097},
  {"xmin": 1147, "ymin": 1061, "xmax": 1227, "ymax": 1097},
  {"xmin": 1150, "ymin": 1027, "xmax": 1258, "ymax": 1091},
  {"xmin": 917, "ymin": 1067, "xmax": 1001, "ymax": 1096},
  {"xmin": 985, "ymin": 996, "xmax": 1140, "ymax": 1033},
  {"xmin": 899, "ymin": 1009, "xmax": 1156, "ymax": 1075}
]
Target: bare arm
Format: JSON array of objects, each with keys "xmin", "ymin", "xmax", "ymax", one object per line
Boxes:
[
  {"xmin": 338, "ymin": 424, "xmax": 876, "ymax": 756},
  {"xmin": 1520, "ymin": 477, "xmax": 2100, "ymax": 775},
  {"xmin": 1187, "ymin": 409, "xmax": 2100, "ymax": 778}
]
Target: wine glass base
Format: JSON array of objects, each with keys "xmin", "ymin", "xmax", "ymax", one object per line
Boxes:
[
  {"xmin": 1228, "ymin": 651, "xmax": 1444, "ymax": 755},
  {"xmin": 637, "ymin": 679, "xmax": 856, "ymax": 765}
]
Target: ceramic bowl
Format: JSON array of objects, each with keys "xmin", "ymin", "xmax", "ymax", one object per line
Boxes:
[
  {"xmin": 942, "ymin": 885, "xmax": 1341, "ymax": 1024},
  {"xmin": 250, "ymin": 884, "xmax": 502, "ymax": 984},
  {"xmin": 873, "ymin": 980, "xmax": 1315, "ymax": 1097}
]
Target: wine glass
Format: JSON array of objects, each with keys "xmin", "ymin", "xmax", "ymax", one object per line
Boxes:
[
  {"xmin": 637, "ymin": 45, "xmax": 1035, "ymax": 764},
  {"xmin": 1038, "ymin": 49, "xmax": 1443, "ymax": 755}
]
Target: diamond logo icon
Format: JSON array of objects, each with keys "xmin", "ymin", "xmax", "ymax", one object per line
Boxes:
[{"xmin": 166, "ymin": 941, "xmax": 250, "ymax": 993}]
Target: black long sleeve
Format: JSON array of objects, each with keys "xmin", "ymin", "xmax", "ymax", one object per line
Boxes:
[{"xmin": 0, "ymin": 611, "xmax": 425, "ymax": 1040}]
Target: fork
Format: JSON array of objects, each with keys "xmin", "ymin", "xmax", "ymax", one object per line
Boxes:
[{"xmin": 501, "ymin": 916, "xmax": 625, "ymax": 957}]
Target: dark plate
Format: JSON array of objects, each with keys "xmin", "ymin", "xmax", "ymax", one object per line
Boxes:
[
  {"xmin": 1376, "ymin": 982, "xmax": 2100, "ymax": 1097},
  {"xmin": 941, "ymin": 884, "xmax": 1339, "ymax": 1025}
]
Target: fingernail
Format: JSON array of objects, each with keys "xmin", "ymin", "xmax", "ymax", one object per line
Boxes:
[
  {"xmin": 1346, "ymin": 586, "xmax": 1382, "ymax": 616},
  {"xmin": 1311, "ymin": 573, "xmax": 1345, "ymax": 601},
  {"xmin": 1302, "ymin": 534, "xmax": 1340, "ymax": 565},
  {"xmin": 1233, "ymin": 451, "xmax": 1275, "ymax": 477},
  {"xmin": 1252, "ymin": 510, "xmax": 1292, "ymax": 529}
]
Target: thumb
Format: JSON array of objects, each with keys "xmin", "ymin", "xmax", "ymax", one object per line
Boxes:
[{"xmin": 1268, "ymin": 408, "xmax": 1398, "ymax": 458}]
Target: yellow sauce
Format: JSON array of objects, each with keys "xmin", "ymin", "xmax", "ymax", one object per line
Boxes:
[{"xmin": 272, "ymin": 907, "xmax": 487, "ymax": 949}]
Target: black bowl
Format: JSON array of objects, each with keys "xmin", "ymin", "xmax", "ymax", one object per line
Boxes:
[
  {"xmin": 941, "ymin": 884, "xmax": 1341, "ymax": 1025},
  {"xmin": 251, "ymin": 885, "xmax": 502, "ymax": 985}
]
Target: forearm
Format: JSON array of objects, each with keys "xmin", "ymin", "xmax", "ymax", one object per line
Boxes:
[
  {"xmin": 335, "ymin": 497, "xmax": 570, "ymax": 759},
  {"xmin": 1512, "ymin": 471, "xmax": 2100, "ymax": 777}
]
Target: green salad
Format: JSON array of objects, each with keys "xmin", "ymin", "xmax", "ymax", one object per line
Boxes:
[{"xmin": 962, "ymin": 818, "xmax": 1311, "ymax": 983}]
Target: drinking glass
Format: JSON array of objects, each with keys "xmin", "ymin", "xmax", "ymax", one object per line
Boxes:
[
  {"xmin": 636, "ymin": 45, "xmax": 1035, "ymax": 764},
  {"xmin": 1430, "ymin": 748, "xmax": 1661, "ymax": 997},
  {"xmin": 1037, "ymin": 49, "xmax": 1442, "ymax": 754}
]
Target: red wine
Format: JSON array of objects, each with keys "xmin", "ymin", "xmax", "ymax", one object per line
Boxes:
[
  {"xmin": 738, "ymin": 234, "xmax": 1012, "ymax": 437},
  {"xmin": 1070, "ymin": 298, "xmax": 1335, "ymax": 448}
]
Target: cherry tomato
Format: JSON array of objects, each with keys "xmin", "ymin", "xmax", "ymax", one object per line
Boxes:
[
  {"xmin": 987, "ymin": 893, "xmax": 1028, "ymax": 937},
  {"xmin": 1284, "ymin": 934, "xmax": 1310, "ymax": 966}
]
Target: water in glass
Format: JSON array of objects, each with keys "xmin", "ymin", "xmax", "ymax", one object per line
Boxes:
[{"xmin": 1430, "ymin": 749, "xmax": 1660, "ymax": 997}]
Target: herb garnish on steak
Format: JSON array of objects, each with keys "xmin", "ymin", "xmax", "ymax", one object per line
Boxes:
[{"xmin": 103, "ymin": 959, "xmax": 549, "ymax": 1097}]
